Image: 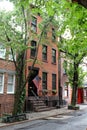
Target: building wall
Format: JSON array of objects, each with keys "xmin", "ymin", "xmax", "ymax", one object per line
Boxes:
[
  {"xmin": 0, "ymin": 59, "xmax": 15, "ymax": 116},
  {"xmin": 26, "ymin": 14, "xmax": 59, "ymax": 97},
  {"xmin": 60, "ymin": 53, "xmax": 72, "ymax": 104}
]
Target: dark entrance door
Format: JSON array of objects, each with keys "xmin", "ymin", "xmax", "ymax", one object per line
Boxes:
[{"xmin": 28, "ymin": 67, "xmax": 39, "ymax": 96}]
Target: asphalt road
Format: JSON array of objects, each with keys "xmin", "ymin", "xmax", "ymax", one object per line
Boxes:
[{"xmin": 0, "ymin": 110, "xmax": 87, "ymax": 130}]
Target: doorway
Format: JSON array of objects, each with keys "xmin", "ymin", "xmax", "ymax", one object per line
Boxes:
[{"xmin": 28, "ymin": 67, "xmax": 39, "ymax": 96}]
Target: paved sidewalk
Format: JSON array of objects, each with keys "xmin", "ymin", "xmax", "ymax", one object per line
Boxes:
[
  {"xmin": 0, "ymin": 104, "xmax": 87, "ymax": 128},
  {"xmin": 27, "ymin": 104, "xmax": 87, "ymax": 120}
]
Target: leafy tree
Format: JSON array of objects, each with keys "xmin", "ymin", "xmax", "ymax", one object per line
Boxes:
[
  {"xmin": 58, "ymin": 2, "xmax": 87, "ymax": 106},
  {"xmin": 0, "ymin": 0, "xmax": 57, "ymax": 115}
]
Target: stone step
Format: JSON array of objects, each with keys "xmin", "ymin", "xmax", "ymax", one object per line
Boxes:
[{"xmin": 35, "ymin": 107, "xmax": 54, "ymax": 112}]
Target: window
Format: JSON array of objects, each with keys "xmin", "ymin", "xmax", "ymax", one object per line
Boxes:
[
  {"xmin": 63, "ymin": 60, "xmax": 67, "ymax": 75},
  {"xmin": 52, "ymin": 28, "xmax": 56, "ymax": 41},
  {"xmin": 31, "ymin": 16, "xmax": 37, "ymax": 33},
  {"xmin": 42, "ymin": 72, "xmax": 47, "ymax": 90},
  {"xmin": 42, "ymin": 45, "xmax": 47, "ymax": 61},
  {"xmin": 8, "ymin": 49, "xmax": 16, "ymax": 61},
  {"xmin": 52, "ymin": 49, "xmax": 56, "ymax": 64},
  {"xmin": 30, "ymin": 41, "xmax": 36, "ymax": 57},
  {"xmin": 64, "ymin": 82, "xmax": 68, "ymax": 97},
  {"xmin": 7, "ymin": 74, "xmax": 15, "ymax": 94},
  {"xmin": 43, "ymin": 29, "xmax": 47, "ymax": 38},
  {"xmin": 0, "ymin": 44, "xmax": 6, "ymax": 59},
  {"xmin": 52, "ymin": 74, "xmax": 56, "ymax": 90},
  {"xmin": 0, "ymin": 73, "xmax": 4, "ymax": 93}
]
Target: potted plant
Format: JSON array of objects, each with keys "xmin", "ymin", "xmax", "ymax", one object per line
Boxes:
[{"xmin": 52, "ymin": 90, "xmax": 57, "ymax": 95}]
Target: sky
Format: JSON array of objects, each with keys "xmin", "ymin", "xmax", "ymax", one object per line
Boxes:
[{"xmin": 0, "ymin": 0, "xmax": 14, "ymax": 11}]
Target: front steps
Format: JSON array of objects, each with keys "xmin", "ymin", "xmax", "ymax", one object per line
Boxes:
[{"xmin": 27, "ymin": 96, "xmax": 54, "ymax": 112}]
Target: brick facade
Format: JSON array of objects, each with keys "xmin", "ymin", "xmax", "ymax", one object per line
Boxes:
[
  {"xmin": 0, "ymin": 13, "xmax": 59, "ymax": 115},
  {"xmin": 0, "ymin": 59, "xmax": 15, "ymax": 116},
  {"xmin": 26, "ymin": 14, "xmax": 59, "ymax": 97}
]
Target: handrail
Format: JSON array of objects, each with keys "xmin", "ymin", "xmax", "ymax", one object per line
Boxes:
[{"xmin": 31, "ymin": 90, "xmax": 39, "ymax": 100}]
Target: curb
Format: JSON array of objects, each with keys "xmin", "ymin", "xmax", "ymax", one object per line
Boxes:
[{"xmin": 0, "ymin": 109, "xmax": 73, "ymax": 128}]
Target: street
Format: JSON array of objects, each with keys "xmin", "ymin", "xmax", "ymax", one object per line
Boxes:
[{"xmin": 0, "ymin": 109, "xmax": 87, "ymax": 130}]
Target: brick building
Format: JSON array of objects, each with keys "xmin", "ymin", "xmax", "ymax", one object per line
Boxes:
[
  {"xmin": 0, "ymin": 45, "xmax": 15, "ymax": 115},
  {"xmin": 25, "ymin": 14, "xmax": 60, "ymax": 111},
  {"xmin": 0, "ymin": 11, "xmax": 59, "ymax": 114}
]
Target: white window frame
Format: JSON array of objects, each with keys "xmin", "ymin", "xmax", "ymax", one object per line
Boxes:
[
  {"xmin": 0, "ymin": 44, "xmax": 6, "ymax": 59},
  {"xmin": 0, "ymin": 73, "xmax": 4, "ymax": 94},
  {"xmin": 7, "ymin": 74, "xmax": 15, "ymax": 94}
]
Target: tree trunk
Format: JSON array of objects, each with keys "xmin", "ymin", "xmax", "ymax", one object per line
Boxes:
[{"xmin": 71, "ymin": 61, "xmax": 79, "ymax": 106}]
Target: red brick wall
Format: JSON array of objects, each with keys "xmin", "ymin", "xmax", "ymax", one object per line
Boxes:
[
  {"xmin": 0, "ymin": 59, "xmax": 15, "ymax": 115},
  {"xmin": 26, "ymin": 14, "xmax": 59, "ymax": 97}
]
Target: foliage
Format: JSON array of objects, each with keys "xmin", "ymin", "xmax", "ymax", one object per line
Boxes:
[{"xmin": 58, "ymin": 2, "xmax": 87, "ymax": 106}]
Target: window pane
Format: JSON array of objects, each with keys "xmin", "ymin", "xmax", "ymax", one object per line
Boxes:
[
  {"xmin": 52, "ymin": 74, "xmax": 56, "ymax": 90},
  {"xmin": 7, "ymin": 84, "xmax": 13, "ymax": 92},
  {"xmin": 52, "ymin": 28, "xmax": 56, "ymax": 41},
  {"xmin": 52, "ymin": 49, "xmax": 56, "ymax": 63},
  {"xmin": 0, "ymin": 73, "xmax": 4, "ymax": 93},
  {"xmin": 0, "ymin": 85, "xmax": 2, "ymax": 92},
  {"xmin": 42, "ymin": 45, "xmax": 47, "ymax": 61},
  {"xmin": 42, "ymin": 72, "xmax": 47, "ymax": 89},
  {"xmin": 0, "ymin": 44, "xmax": 6, "ymax": 59},
  {"xmin": 7, "ymin": 75, "xmax": 15, "ymax": 93},
  {"xmin": 31, "ymin": 41, "xmax": 36, "ymax": 57},
  {"xmin": 31, "ymin": 16, "xmax": 37, "ymax": 32},
  {"xmin": 32, "ymin": 16, "xmax": 37, "ymax": 25},
  {"xmin": 8, "ymin": 75, "xmax": 13, "ymax": 83}
]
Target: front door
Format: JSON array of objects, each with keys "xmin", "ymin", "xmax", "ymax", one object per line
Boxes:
[{"xmin": 28, "ymin": 68, "xmax": 39, "ymax": 96}]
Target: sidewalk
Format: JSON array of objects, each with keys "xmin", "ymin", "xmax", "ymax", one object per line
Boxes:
[
  {"xmin": 0, "ymin": 104, "xmax": 87, "ymax": 128},
  {"xmin": 27, "ymin": 104, "xmax": 87, "ymax": 121}
]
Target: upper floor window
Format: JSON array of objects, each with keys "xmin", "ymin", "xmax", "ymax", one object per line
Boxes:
[
  {"xmin": 63, "ymin": 60, "xmax": 67, "ymax": 75},
  {"xmin": 0, "ymin": 44, "xmax": 6, "ymax": 59},
  {"xmin": 42, "ymin": 72, "xmax": 47, "ymax": 90},
  {"xmin": 52, "ymin": 49, "xmax": 56, "ymax": 64},
  {"xmin": 64, "ymin": 82, "xmax": 68, "ymax": 97},
  {"xmin": 0, "ymin": 73, "xmax": 4, "ymax": 94},
  {"xmin": 52, "ymin": 74, "xmax": 56, "ymax": 90},
  {"xmin": 52, "ymin": 28, "xmax": 56, "ymax": 41},
  {"xmin": 7, "ymin": 74, "xmax": 15, "ymax": 94},
  {"xmin": 43, "ymin": 29, "xmax": 47, "ymax": 38},
  {"xmin": 42, "ymin": 45, "xmax": 47, "ymax": 61},
  {"xmin": 30, "ymin": 40, "xmax": 36, "ymax": 58},
  {"xmin": 31, "ymin": 16, "xmax": 37, "ymax": 33},
  {"xmin": 8, "ymin": 49, "xmax": 16, "ymax": 61}
]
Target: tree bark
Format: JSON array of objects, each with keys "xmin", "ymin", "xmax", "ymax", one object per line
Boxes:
[{"xmin": 71, "ymin": 59, "xmax": 79, "ymax": 106}]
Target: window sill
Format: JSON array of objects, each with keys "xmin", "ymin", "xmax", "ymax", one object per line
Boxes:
[
  {"xmin": 7, "ymin": 92, "xmax": 14, "ymax": 94},
  {"xmin": 42, "ymin": 60, "xmax": 48, "ymax": 63},
  {"xmin": 51, "ymin": 62, "xmax": 56, "ymax": 65},
  {"xmin": 52, "ymin": 90, "xmax": 57, "ymax": 94},
  {"xmin": 30, "ymin": 56, "xmax": 35, "ymax": 59}
]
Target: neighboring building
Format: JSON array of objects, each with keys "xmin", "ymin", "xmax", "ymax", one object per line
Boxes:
[
  {"xmin": 59, "ymin": 53, "xmax": 72, "ymax": 104},
  {"xmin": 0, "ymin": 44, "xmax": 16, "ymax": 116}
]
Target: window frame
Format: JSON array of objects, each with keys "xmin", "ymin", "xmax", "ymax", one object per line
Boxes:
[
  {"xmin": 52, "ymin": 49, "xmax": 56, "ymax": 64},
  {"xmin": 0, "ymin": 73, "xmax": 4, "ymax": 94},
  {"xmin": 7, "ymin": 74, "xmax": 15, "ymax": 94},
  {"xmin": 42, "ymin": 72, "xmax": 47, "ymax": 90}
]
